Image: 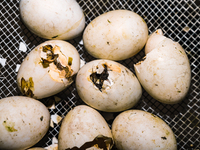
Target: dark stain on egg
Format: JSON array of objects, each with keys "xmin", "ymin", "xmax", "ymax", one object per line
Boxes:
[
  {"xmin": 161, "ymin": 136, "xmax": 167, "ymax": 140},
  {"xmin": 40, "ymin": 116, "xmax": 43, "ymax": 121},
  {"xmin": 21, "ymin": 77, "xmax": 34, "ymax": 97}
]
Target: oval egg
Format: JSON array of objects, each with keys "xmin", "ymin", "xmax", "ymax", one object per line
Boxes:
[
  {"xmin": 17, "ymin": 40, "xmax": 80, "ymax": 99},
  {"xmin": 0, "ymin": 96, "xmax": 50, "ymax": 150},
  {"xmin": 83, "ymin": 9, "xmax": 148, "ymax": 60},
  {"xmin": 58, "ymin": 105, "xmax": 113, "ymax": 150},
  {"xmin": 134, "ymin": 29, "xmax": 191, "ymax": 104},
  {"xmin": 112, "ymin": 110, "xmax": 177, "ymax": 150},
  {"xmin": 76, "ymin": 59, "xmax": 142, "ymax": 112},
  {"xmin": 19, "ymin": 0, "xmax": 85, "ymax": 40}
]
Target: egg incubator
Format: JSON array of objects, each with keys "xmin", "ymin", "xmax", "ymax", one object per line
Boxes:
[{"xmin": 0, "ymin": 0, "xmax": 199, "ymax": 149}]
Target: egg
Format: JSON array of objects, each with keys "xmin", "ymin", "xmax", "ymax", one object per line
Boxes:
[
  {"xmin": 83, "ymin": 10, "xmax": 148, "ymax": 60},
  {"xmin": 19, "ymin": 0, "xmax": 85, "ymax": 40},
  {"xmin": 112, "ymin": 110, "xmax": 177, "ymax": 150},
  {"xmin": 134, "ymin": 29, "xmax": 191, "ymax": 104},
  {"xmin": 58, "ymin": 105, "xmax": 113, "ymax": 150},
  {"xmin": 17, "ymin": 40, "xmax": 80, "ymax": 99},
  {"xmin": 0, "ymin": 96, "xmax": 50, "ymax": 150},
  {"xmin": 76, "ymin": 59, "xmax": 142, "ymax": 112}
]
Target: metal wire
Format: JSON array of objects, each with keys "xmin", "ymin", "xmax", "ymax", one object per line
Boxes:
[{"xmin": 0, "ymin": 0, "xmax": 199, "ymax": 149}]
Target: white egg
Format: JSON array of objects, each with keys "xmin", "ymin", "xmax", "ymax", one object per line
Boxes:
[
  {"xmin": 83, "ymin": 10, "xmax": 148, "ymax": 60},
  {"xmin": 58, "ymin": 105, "xmax": 113, "ymax": 150},
  {"xmin": 76, "ymin": 59, "xmax": 142, "ymax": 112},
  {"xmin": 17, "ymin": 40, "xmax": 80, "ymax": 99},
  {"xmin": 19, "ymin": 0, "xmax": 85, "ymax": 40},
  {"xmin": 112, "ymin": 110, "xmax": 177, "ymax": 150},
  {"xmin": 0, "ymin": 96, "xmax": 50, "ymax": 150},
  {"xmin": 134, "ymin": 29, "xmax": 191, "ymax": 104}
]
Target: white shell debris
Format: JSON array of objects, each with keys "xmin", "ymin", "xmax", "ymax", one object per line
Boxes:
[
  {"xmin": 19, "ymin": 42, "xmax": 27, "ymax": 52},
  {"xmin": 51, "ymin": 114, "xmax": 62, "ymax": 124},
  {"xmin": 0, "ymin": 58, "xmax": 6, "ymax": 67},
  {"xmin": 15, "ymin": 64, "xmax": 21, "ymax": 72},
  {"xmin": 80, "ymin": 59, "xmax": 86, "ymax": 68},
  {"xmin": 50, "ymin": 119, "xmax": 54, "ymax": 128},
  {"xmin": 45, "ymin": 137, "xmax": 58, "ymax": 150},
  {"xmin": 79, "ymin": 39, "xmax": 83, "ymax": 45},
  {"xmin": 183, "ymin": 26, "xmax": 190, "ymax": 32}
]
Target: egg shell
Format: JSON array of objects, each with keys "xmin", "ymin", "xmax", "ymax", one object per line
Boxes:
[
  {"xmin": 17, "ymin": 40, "xmax": 80, "ymax": 99},
  {"xmin": 19, "ymin": 0, "xmax": 85, "ymax": 40},
  {"xmin": 0, "ymin": 96, "xmax": 50, "ymax": 150},
  {"xmin": 145, "ymin": 29, "xmax": 166, "ymax": 54},
  {"xmin": 58, "ymin": 105, "xmax": 113, "ymax": 150},
  {"xmin": 134, "ymin": 36, "xmax": 191, "ymax": 104},
  {"xmin": 112, "ymin": 110, "xmax": 177, "ymax": 150},
  {"xmin": 83, "ymin": 10, "xmax": 148, "ymax": 60},
  {"xmin": 75, "ymin": 59, "xmax": 142, "ymax": 112}
]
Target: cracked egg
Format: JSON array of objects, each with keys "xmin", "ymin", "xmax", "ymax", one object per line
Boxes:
[
  {"xmin": 17, "ymin": 40, "xmax": 80, "ymax": 99},
  {"xmin": 76, "ymin": 59, "xmax": 142, "ymax": 112},
  {"xmin": 58, "ymin": 105, "xmax": 113, "ymax": 150},
  {"xmin": 134, "ymin": 29, "xmax": 191, "ymax": 104}
]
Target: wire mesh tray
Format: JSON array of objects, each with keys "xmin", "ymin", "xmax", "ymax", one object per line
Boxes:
[{"xmin": 0, "ymin": 0, "xmax": 199, "ymax": 149}]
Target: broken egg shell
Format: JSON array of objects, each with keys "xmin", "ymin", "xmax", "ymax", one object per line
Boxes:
[
  {"xmin": 112, "ymin": 110, "xmax": 177, "ymax": 150},
  {"xmin": 58, "ymin": 105, "xmax": 113, "ymax": 150},
  {"xmin": 19, "ymin": 0, "xmax": 85, "ymax": 40},
  {"xmin": 76, "ymin": 59, "xmax": 142, "ymax": 112},
  {"xmin": 83, "ymin": 9, "xmax": 148, "ymax": 61},
  {"xmin": 0, "ymin": 96, "xmax": 50, "ymax": 150},
  {"xmin": 134, "ymin": 37, "xmax": 191, "ymax": 104},
  {"xmin": 145, "ymin": 29, "xmax": 166, "ymax": 54},
  {"xmin": 17, "ymin": 40, "xmax": 80, "ymax": 99}
]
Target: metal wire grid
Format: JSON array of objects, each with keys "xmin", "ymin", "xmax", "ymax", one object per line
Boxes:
[{"xmin": 0, "ymin": 0, "xmax": 199, "ymax": 149}]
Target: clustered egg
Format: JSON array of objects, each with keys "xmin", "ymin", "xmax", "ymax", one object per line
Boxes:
[{"xmin": 0, "ymin": 1, "xmax": 192, "ymax": 149}]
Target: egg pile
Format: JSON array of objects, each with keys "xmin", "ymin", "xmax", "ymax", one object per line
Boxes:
[{"xmin": 0, "ymin": 0, "xmax": 191, "ymax": 150}]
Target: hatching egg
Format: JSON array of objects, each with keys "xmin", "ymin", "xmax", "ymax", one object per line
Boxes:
[
  {"xmin": 58, "ymin": 105, "xmax": 113, "ymax": 150},
  {"xmin": 19, "ymin": 0, "xmax": 85, "ymax": 40},
  {"xmin": 134, "ymin": 29, "xmax": 191, "ymax": 104},
  {"xmin": 76, "ymin": 59, "xmax": 142, "ymax": 112},
  {"xmin": 0, "ymin": 96, "xmax": 50, "ymax": 150},
  {"xmin": 17, "ymin": 40, "xmax": 80, "ymax": 99},
  {"xmin": 112, "ymin": 110, "xmax": 177, "ymax": 150},
  {"xmin": 83, "ymin": 9, "xmax": 148, "ymax": 60}
]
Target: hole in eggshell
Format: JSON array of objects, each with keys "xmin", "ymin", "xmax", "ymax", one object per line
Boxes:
[
  {"xmin": 90, "ymin": 64, "xmax": 109, "ymax": 92},
  {"xmin": 40, "ymin": 45, "xmax": 74, "ymax": 82},
  {"xmin": 66, "ymin": 135, "xmax": 113, "ymax": 150}
]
